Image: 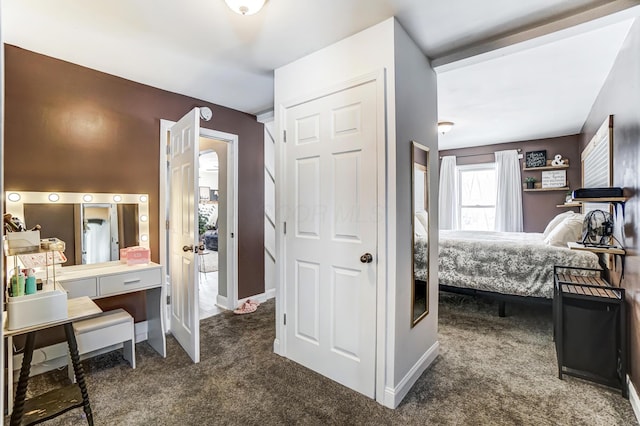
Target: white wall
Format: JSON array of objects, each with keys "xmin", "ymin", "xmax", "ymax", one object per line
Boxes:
[
  {"xmin": 390, "ymin": 20, "xmax": 440, "ymax": 402},
  {"xmin": 274, "ymin": 17, "xmax": 439, "ymax": 408},
  {"xmin": 199, "ymin": 170, "xmax": 218, "ymax": 192}
]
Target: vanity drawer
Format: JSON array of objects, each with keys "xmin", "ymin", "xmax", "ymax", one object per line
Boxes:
[
  {"xmin": 98, "ymin": 268, "xmax": 162, "ymax": 296},
  {"xmin": 59, "ymin": 277, "xmax": 98, "ymax": 299}
]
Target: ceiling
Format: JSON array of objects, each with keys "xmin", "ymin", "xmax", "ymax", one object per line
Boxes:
[{"xmin": 3, "ymin": 0, "xmax": 639, "ymax": 149}]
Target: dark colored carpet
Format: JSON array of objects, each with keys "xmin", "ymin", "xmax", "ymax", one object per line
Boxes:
[{"xmin": 10, "ymin": 294, "xmax": 637, "ymax": 425}]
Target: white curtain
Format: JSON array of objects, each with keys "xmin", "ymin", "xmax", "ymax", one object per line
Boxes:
[
  {"xmin": 494, "ymin": 150, "xmax": 523, "ymax": 232},
  {"xmin": 439, "ymin": 156, "xmax": 458, "ymax": 230}
]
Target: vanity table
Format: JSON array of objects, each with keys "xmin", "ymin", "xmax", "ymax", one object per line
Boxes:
[
  {"xmin": 4, "ymin": 297, "xmax": 102, "ymax": 424},
  {"xmin": 53, "ymin": 261, "xmax": 167, "ymax": 358}
]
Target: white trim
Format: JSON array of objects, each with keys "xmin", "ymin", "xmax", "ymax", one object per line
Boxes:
[
  {"xmin": 264, "ymin": 287, "xmax": 276, "ymax": 300},
  {"xmin": 276, "ymin": 70, "xmax": 387, "ymax": 400},
  {"xmin": 236, "ymin": 287, "xmax": 276, "ymax": 307},
  {"xmin": 256, "ymin": 110, "xmax": 274, "ymax": 123},
  {"xmin": 216, "ymin": 294, "xmax": 228, "ymax": 310},
  {"xmin": 159, "ymin": 120, "xmax": 240, "ymax": 319},
  {"xmin": 10, "ymin": 320, "xmax": 150, "ymax": 380},
  {"xmin": 373, "ymin": 69, "xmax": 389, "ymax": 405},
  {"xmin": 628, "ymin": 376, "xmax": 640, "ymax": 423},
  {"xmin": 134, "ymin": 320, "xmax": 148, "ymax": 343},
  {"xmin": 382, "ymin": 341, "xmax": 440, "ymax": 409}
]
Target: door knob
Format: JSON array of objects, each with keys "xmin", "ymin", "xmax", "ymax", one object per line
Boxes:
[
  {"xmin": 182, "ymin": 245, "xmax": 194, "ymax": 252},
  {"xmin": 360, "ymin": 253, "xmax": 373, "ymax": 263}
]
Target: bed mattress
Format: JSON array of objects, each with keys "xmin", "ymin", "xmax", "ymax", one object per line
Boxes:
[{"xmin": 436, "ymin": 230, "xmax": 600, "ymax": 299}]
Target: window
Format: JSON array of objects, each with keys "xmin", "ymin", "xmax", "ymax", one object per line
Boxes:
[{"xmin": 457, "ymin": 163, "xmax": 496, "ymax": 231}]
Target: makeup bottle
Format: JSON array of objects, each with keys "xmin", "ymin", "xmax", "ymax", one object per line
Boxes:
[{"xmin": 25, "ymin": 269, "xmax": 37, "ymax": 295}]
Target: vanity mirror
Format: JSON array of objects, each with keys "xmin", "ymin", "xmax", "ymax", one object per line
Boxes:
[
  {"xmin": 411, "ymin": 142, "xmax": 429, "ymax": 327},
  {"xmin": 5, "ymin": 191, "xmax": 150, "ymax": 266}
]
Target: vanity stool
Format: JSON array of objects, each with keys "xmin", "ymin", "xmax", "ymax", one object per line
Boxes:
[{"xmin": 68, "ymin": 309, "xmax": 135, "ymax": 382}]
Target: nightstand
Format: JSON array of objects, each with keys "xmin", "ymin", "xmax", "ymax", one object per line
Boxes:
[{"xmin": 553, "ymin": 265, "xmax": 627, "ymax": 397}]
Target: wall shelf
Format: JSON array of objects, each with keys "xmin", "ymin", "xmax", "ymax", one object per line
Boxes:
[
  {"xmin": 524, "ymin": 187, "xmax": 570, "ymax": 192},
  {"xmin": 567, "ymin": 241, "xmax": 626, "ymax": 255},
  {"xmin": 556, "ymin": 202, "xmax": 582, "ymax": 208},
  {"xmin": 572, "ymin": 197, "xmax": 629, "ymax": 203},
  {"xmin": 523, "ymin": 164, "xmax": 569, "ymax": 171}
]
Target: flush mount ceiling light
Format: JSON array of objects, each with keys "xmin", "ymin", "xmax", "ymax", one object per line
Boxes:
[
  {"xmin": 224, "ymin": 0, "xmax": 267, "ymax": 15},
  {"xmin": 438, "ymin": 121, "xmax": 455, "ymax": 135}
]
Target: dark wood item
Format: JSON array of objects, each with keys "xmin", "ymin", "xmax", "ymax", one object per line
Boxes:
[
  {"xmin": 553, "ymin": 265, "xmax": 627, "ymax": 398},
  {"xmin": 525, "ymin": 150, "xmax": 547, "ymax": 168},
  {"xmin": 10, "ymin": 323, "xmax": 94, "ymax": 425}
]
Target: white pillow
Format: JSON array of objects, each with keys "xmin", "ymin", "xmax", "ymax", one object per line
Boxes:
[
  {"xmin": 544, "ymin": 214, "xmax": 584, "ymax": 247},
  {"xmin": 414, "ymin": 217, "xmax": 427, "ymax": 236},
  {"xmin": 415, "ymin": 210, "xmax": 428, "ymax": 231},
  {"xmin": 543, "ymin": 211, "xmax": 574, "ymax": 238}
]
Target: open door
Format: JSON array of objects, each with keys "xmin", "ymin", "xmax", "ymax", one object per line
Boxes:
[{"xmin": 168, "ymin": 108, "xmax": 201, "ymax": 363}]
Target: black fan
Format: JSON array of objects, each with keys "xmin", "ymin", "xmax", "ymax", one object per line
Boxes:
[{"xmin": 581, "ymin": 209, "xmax": 614, "ymax": 246}]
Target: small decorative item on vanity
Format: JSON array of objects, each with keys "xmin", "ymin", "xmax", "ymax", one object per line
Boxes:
[{"xmin": 525, "ymin": 177, "xmax": 537, "ymax": 189}]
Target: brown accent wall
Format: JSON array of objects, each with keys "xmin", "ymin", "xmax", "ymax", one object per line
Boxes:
[
  {"xmin": 4, "ymin": 45, "xmax": 265, "ymax": 301},
  {"xmin": 579, "ymin": 20, "xmax": 640, "ymax": 386},
  {"xmin": 439, "ymin": 135, "xmax": 581, "ymax": 232}
]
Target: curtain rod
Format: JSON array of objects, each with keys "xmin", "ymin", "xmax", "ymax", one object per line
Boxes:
[{"xmin": 439, "ymin": 148, "xmax": 522, "ymax": 160}]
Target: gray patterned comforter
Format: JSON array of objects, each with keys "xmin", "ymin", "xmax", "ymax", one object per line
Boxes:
[{"xmin": 434, "ymin": 230, "xmax": 600, "ymax": 299}]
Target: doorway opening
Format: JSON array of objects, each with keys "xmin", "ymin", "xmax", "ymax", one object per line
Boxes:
[
  {"xmin": 198, "ymin": 141, "xmax": 227, "ymax": 319},
  {"xmin": 159, "ymin": 118, "xmax": 239, "ymax": 340}
]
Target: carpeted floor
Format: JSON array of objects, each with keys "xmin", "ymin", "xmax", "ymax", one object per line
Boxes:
[{"xmin": 10, "ymin": 294, "xmax": 637, "ymax": 425}]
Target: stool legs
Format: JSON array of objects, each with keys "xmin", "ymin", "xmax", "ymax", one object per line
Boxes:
[{"xmin": 64, "ymin": 323, "xmax": 94, "ymax": 426}]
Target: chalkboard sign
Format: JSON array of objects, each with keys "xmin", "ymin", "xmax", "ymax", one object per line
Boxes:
[{"xmin": 525, "ymin": 150, "xmax": 547, "ymax": 168}]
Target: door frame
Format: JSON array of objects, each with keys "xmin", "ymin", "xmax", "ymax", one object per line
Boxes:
[
  {"xmin": 159, "ymin": 119, "xmax": 239, "ymax": 318},
  {"xmin": 275, "ymin": 70, "xmax": 388, "ymax": 401}
]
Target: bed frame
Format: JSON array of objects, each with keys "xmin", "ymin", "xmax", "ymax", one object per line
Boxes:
[{"xmin": 438, "ymin": 283, "xmax": 551, "ymax": 317}]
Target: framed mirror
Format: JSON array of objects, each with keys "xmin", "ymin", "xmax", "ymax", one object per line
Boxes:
[
  {"xmin": 5, "ymin": 191, "xmax": 150, "ymax": 266},
  {"xmin": 411, "ymin": 141, "xmax": 429, "ymax": 327}
]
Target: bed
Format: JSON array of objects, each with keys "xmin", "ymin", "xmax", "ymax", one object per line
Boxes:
[{"xmin": 415, "ymin": 212, "xmax": 601, "ymax": 315}]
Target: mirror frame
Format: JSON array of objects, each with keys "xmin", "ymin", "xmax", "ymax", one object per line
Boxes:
[
  {"xmin": 5, "ymin": 191, "xmax": 151, "ymax": 255},
  {"xmin": 411, "ymin": 141, "xmax": 430, "ymax": 327}
]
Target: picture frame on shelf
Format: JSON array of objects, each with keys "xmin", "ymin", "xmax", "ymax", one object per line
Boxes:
[
  {"xmin": 541, "ymin": 170, "xmax": 566, "ymax": 188},
  {"xmin": 525, "ymin": 150, "xmax": 547, "ymax": 168}
]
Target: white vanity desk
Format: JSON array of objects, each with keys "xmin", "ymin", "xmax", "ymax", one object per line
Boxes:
[{"xmin": 50, "ymin": 261, "xmax": 166, "ymax": 357}]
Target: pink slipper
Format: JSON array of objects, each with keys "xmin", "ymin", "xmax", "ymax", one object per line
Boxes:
[{"xmin": 233, "ymin": 300, "xmax": 258, "ymax": 315}]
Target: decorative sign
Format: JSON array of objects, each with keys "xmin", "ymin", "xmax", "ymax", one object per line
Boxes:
[
  {"xmin": 541, "ymin": 170, "xmax": 567, "ymax": 188},
  {"xmin": 525, "ymin": 150, "xmax": 547, "ymax": 168}
]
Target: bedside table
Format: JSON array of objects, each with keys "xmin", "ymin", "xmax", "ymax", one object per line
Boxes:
[{"xmin": 553, "ymin": 265, "xmax": 627, "ymax": 397}]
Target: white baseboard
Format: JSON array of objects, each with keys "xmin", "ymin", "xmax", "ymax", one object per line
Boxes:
[
  {"xmin": 273, "ymin": 338, "xmax": 281, "ymax": 355},
  {"xmin": 628, "ymin": 376, "xmax": 640, "ymax": 423},
  {"xmin": 11, "ymin": 321, "xmax": 149, "ymax": 379},
  {"xmin": 265, "ymin": 288, "xmax": 276, "ymax": 300},
  {"xmin": 383, "ymin": 341, "xmax": 440, "ymax": 409},
  {"xmin": 237, "ymin": 288, "xmax": 276, "ymax": 307},
  {"xmin": 134, "ymin": 321, "xmax": 148, "ymax": 343},
  {"xmin": 12, "ymin": 342, "xmax": 69, "ymax": 378},
  {"xmin": 216, "ymin": 294, "xmax": 229, "ymax": 310}
]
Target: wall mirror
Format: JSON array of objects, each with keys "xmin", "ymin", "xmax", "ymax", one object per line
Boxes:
[
  {"xmin": 411, "ymin": 141, "xmax": 429, "ymax": 327},
  {"xmin": 5, "ymin": 191, "xmax": 150, "ymax": 266}
]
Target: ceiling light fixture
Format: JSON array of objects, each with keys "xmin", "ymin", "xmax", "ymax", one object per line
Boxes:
[
  {"xmin": 438, "ymin": 121, "xmax": 455, "ymax": 135},
  {"xmin": 224, "ymin": 0, "xmax": 266, "ymax": 15}
]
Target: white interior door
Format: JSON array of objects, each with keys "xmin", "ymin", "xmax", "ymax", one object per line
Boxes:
[
  {"xmin": 169, "ymin": 108, "xmax": 200, "ymax": 363},
  {"xmin": 284, "ymin": 81, "xmax": 378, "ymax": 397}
]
